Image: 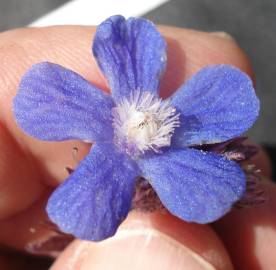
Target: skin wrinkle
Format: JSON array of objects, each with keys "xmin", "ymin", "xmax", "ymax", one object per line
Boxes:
[
  {"xmin": 62, "ymin": 241, "xmax": 91, "ymax": 270},
  {"xmin": 104, "ymin": 228, "xmax": 216, "ymax": 269},
  {"xmin": 159, "ymin": 26, "xmax": 254, "ymax": 86},
  {"xmin": 121, "ymin": 212, "xmax": 233, "ymax": 269},
  {"xmin": 51, "ymin": 226, "xmax": 225, "ymax": 270},
  {"xmin": 0, "ymin": 125, "xmax": 45, "ymax": 219},
  {"xmin": 0, "ymin": 43, "xmax": 30, "ymax": 99}
]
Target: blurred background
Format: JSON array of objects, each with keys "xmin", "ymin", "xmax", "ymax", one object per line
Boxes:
[{"xmin": 0, "ymin": 0, "xmax": 275, "ymax": 268}]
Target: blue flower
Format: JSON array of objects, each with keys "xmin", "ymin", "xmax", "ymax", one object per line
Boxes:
[{"xmin": 13, "ymin": 15, "xmax": 259, "ymax": 241}]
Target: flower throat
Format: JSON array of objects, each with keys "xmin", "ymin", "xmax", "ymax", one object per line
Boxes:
[{"xmin": 112, "ymin": 91, "xmax": 180, "ymax": 157}]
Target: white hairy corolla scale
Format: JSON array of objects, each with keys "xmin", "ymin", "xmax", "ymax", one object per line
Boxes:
[{"xmin": 112, "ymin": 91, "xmax": 180, "ymax": 157}]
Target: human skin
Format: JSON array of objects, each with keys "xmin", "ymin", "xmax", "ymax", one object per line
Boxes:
[{"xmin": 0, "ymin": 25, "xmax": 275, "ymax": 270}]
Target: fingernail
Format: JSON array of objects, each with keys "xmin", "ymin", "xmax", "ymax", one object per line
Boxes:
[
  {"xmin": 52, "ymin": 228, "xmax": 216, "ymax": 270},
  {"xmin": 25, "ymin": 232, "xmax": 74, "ymax": 258},
  {"xmin": 210, "ymin": 31, "xmax": 235, "ymax": 41}
]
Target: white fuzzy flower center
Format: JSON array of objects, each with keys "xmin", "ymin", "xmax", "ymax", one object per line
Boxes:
[{"xmin": 112, "ymin": 91, "xmax": 180, "ymax": 157}]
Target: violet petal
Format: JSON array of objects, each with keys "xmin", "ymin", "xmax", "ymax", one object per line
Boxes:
[
  {"xmin": 138, "ymin": 147, "xmax": 246, "ymax": 223},
  {"xmin": 93, "ymin": 15, "xmax": 167, "ymax": 102},
  {"xmin": 13, "ymin": 62, "xmax": 115, "ymax": 142},
  {"xmin": 46, "ymin": 143, "xmax": 139, "ymax": 241},
  {"xmin": 171, "ymin": 65, "xmax": 260, "ymax": 146}
]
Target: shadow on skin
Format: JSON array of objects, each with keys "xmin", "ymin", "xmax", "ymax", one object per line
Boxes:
[
  {"xmin": 159, "ymin": 37, "xmax": 186, "ymax": 98},
  {"xmin": 213, "ymin": 179, "xmax": 276, "ymax": 270}
]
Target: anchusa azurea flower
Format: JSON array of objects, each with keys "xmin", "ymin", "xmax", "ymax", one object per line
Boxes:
[{"xmin": 13, "ymin": 15, "xmax": 260, "ymax": 241}]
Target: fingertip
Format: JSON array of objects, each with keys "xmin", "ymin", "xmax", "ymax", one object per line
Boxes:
[
  {"xmin": 159, "ymin": 27, "xmax": 254, "ymax": 97},
  {"xmin": 0, "ymin": 125, "xmax": 45, "ymax": 219},
  {"xmin": 214, "ymin": 180, "xmax": 276, "ymax": 269},
  {"xmin": 0, "ymin": 26, "xmax": 254, "ymax": 105},
  {"xmin": 51, "ymin": 212, "xmax": 233, "ymax": 270}
]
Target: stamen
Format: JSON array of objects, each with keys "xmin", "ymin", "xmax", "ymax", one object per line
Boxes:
[{"xmin": 112, "ymin": 91, "xmax": 180, "ymax": 157}]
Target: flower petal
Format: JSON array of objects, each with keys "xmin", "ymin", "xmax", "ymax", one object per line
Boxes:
[
  {"xmin": 46, "ymin": 143, "xmax": 139, "ymax": 241},
  {"xmin": 92, "ymin": 15, "xmax": 167, "ymax": 102},
  {"xmin": 171, "ymin": 65, "xmax": 260, "ymax": 146},
  {"xmin": 138, "ymin": 148, "xmax": 245, "ymax": 223},
  {"xmin": 13, "ymin": 62, "xmax": 114, "ymax": 142}
]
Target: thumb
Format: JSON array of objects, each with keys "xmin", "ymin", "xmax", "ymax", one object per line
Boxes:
[{"xmin": 50, "ymin": 212, "xmax": 233, "ymax": 270}]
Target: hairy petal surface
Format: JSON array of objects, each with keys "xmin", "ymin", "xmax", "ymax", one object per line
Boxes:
[
  {"xmin": 13, "ymin": 62, "xmax": 115, "ymax": 142},
  {"xmin": 171, "ymin": 65, "xmax": 260, "ymax": 146},
  {"xmin": 138, "ymin": 148, "xmax": 245, "ymax": 223},
  {"xmin": 93, "ymin": 15, "xmax": 167, "ymax": 102},
  {"xmin": 46, "ymin": 143, "xmax": 139, "ymax": 241}
]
